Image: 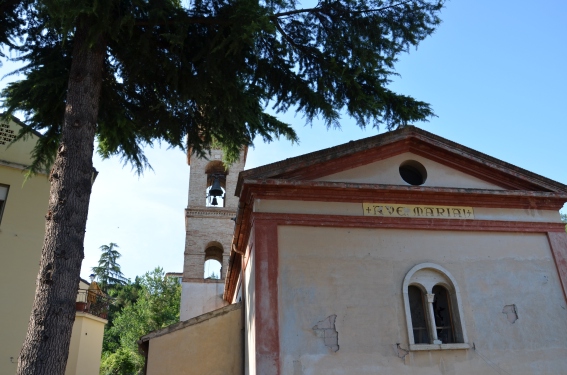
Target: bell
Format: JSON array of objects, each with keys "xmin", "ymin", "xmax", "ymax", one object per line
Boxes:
[
  {"xmin": 211, "ymin": 197, "xmax": 218, "ymax": 206},
  {"xmin": 209, "ymin": 176, "xmax": 224, "ymax": 197}
]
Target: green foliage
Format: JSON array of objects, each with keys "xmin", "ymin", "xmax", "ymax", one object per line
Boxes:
[
  {"xmin": 101, "ymin": 268, "xmax": 181, "ymax": 374},
  {"xmin": 109, "ymin": 277, "xmax": 143, "ymax": 310},
  {"xmin": 103, "ymin": 277, "xmax": 143, "ymax": 353},
  {"xmin": 99, "ymin": 347, "xmax": 143, "ymax": 375},
  {"xmin": 92, "ymin": 243, "xmax": 128, "ymax": 292},
  {"xmin": 0, "ymin": 0, "xmax": 26, "ymax": 62},
  {"xmin": 1, "ymin": 0, "xmax": 444, "ymax": 171},
  {"xmin": 561, "ymin": 213, "xmax": 566, "ymax": 233}
]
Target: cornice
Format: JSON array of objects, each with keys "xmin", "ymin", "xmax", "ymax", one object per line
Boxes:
[
  {"xmin": 0, "ymin": 159, "xmax": 48, "ymax": 176},
  {"xmin": 241, "ymin": 179, "xmax": 567, "ymax": 210},
  {"xmin": 0, "ymin": 159, "xmax": 29, "ymax": 171},
  {"xmin": 249, "ymin": 212, "xmax": 566, "ymax": 233},
  {"xmin": 185, "ymin": 207, "xmax": 237, "ymax": 218},
  {"xmin": 182, "ymin": 277, "xmax": 224, "ymax": 284}
]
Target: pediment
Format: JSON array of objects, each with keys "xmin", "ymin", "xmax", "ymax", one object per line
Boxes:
[
  {"xmin": 237, "ymin": 126, "xmax": 567, "ymax": 195},
  {"xmin": 315, "ymin": 152, "xmax": 504, "ymax": 190}
]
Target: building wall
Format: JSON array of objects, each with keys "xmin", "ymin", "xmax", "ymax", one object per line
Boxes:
[
  {"xmin": 180, "ymin": 281, "xmax": 227, "ymax": 320},
  {"xmin": 276, "ymin": 225, "xmax": 567, "ymax": 375},
  {"xmin": 0, "ymin": 166, "xmax": 49, "ymax": 374},
  {"xmin": 0, "ymin": 120, "xmax": 50, "ymax": 374},
  {"xmin": 65, "ymin": 313, "xmax": 106, "ymax": 375},
  {"xmin": 146, "ymin": 304, "xmax": 243, "ymax": 375},
  {"xmin": 0, "ymin": 124, "xmax": 39, "ymax": 167}
]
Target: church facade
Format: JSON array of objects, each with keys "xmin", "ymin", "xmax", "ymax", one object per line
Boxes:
[{"xmin": 140, "ymin": 126, "xmax": 567, "ymax": 375}]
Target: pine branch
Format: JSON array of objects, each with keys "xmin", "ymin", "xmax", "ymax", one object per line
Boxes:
[
  {"xmin": 273, "ymin": 19, "xmax": 322, "ymax": 59},
  {"xmin": 272, "ymin": 0, "xmax": 415, "ymax": 18},
  {"xmin": 0, "ymin": 0, "xmax": 21, "ymax": 15},
  {"xmin": 131, "ymin": 0, "xmax": 418, "ymax": 28},
  {"xmin": 133, "ymin": 16, "xmax": 230, "ymax": 27}
]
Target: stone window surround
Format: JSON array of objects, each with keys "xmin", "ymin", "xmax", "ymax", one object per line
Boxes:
[{"xmin": 402, "ymin": 263, "xmax": 470, "ymax": 351}]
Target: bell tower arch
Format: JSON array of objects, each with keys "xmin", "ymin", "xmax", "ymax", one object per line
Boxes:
[{"xmin": 180, "ymin": 147, "xmax": 247, "ymax": 321}]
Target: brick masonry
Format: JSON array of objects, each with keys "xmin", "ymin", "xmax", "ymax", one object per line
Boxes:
[{"xmin": 183, "ymin": 148, "xmax": 247, "ymax": 280}]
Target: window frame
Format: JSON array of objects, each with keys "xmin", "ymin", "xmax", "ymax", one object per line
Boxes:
[
  {"xmin": 402, "ymin": 263, "xmax": 469, "ymax": 351},
  {"xmin": 408, "ymin": 285, "xmax": 430, "ymax": 344},
  {"xmin": 0, "ymin": 184, "xmax": 9, "ymax": 226}
]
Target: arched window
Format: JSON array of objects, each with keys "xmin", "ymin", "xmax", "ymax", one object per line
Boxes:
[
  {"xmin": 205, "ymin": 161, "xmax": 227, "ymax": 207},
  {"xmin": 402, "ymin": 263, "xmax": 469, "ymax": 350},
  {"xmin": 204, "ymin": 242, "xmax": 223, "ymax": 279},
  {"xmin": 408, "ymin": 285, "xmax": 429, "ymax": 344},
  {"xmin": 432, "ymin": 285, "xmax": 455, "ymax": 344}
]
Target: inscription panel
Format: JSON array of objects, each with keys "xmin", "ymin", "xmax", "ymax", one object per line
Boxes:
[{"xmin": 363, "ymin": 203, "xmax": 474, "ymax": 219}]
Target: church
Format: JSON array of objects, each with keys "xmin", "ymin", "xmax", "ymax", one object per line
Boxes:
[{"xmin": 139, "ymin": 126, "xmax": 567, "ymax": 375}]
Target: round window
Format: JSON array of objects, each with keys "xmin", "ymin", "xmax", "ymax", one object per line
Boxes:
[{"xmin": 399, "ymin": 160, "xmax": 427, "ymax": 186}]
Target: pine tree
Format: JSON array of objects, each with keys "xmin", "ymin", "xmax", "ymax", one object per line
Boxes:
[
  {"xmin": 0, "ymin": 0, "xmax": 444, "ymax": 373},
  {"xmin": 91, "ymin": 243, "xmax": 128, "ymax": 292}
]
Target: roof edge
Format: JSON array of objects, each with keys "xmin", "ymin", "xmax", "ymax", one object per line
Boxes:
[
  {"xmin": 236, "ymin": 126, "xmax": 413, "ymax": 194},
  {"xmin": 235, "ymin": 126, "xmax": 567, "ymax": 195},
  {"xmin": 240, "ymin": 178, "xmax": 567, "ymax": 199},
  {"xmin": 138, "ymin": 302, "xmax": 242, "ymax": 343}
]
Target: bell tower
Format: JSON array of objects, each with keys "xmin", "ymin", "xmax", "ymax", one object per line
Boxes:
[{"xmin": 180, "ymin": 147, "xmax": 247, "ymax": 321}]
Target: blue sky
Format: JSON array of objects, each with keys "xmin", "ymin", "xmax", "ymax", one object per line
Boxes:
[{"xmin": 1, "ymin": 0, "xmax": 566, "ymax": 280}]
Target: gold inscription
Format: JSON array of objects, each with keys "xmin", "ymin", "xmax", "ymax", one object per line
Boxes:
[{"xmin": 362, "ymin": 203, "xmax": 474, "ymax": 219}]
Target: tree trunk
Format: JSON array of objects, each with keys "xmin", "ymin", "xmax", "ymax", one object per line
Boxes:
[{"xmin": 17, "ymin": 19, "xmax": 106, "ymax": 375}]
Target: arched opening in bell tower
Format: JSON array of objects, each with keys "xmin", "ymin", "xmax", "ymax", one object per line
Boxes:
[
  {"xmin": 204, "ymin": 242, "xmax": 224, "ymax": 279},
  {"xmin": 205, "ymin": 160, "xmax": 227, "ymax": 207}
]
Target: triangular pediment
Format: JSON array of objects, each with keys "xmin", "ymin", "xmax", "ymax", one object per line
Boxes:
[
  {"xmin": 315, "ymin": 152, "xmax": 504, "ymax": 190},
  {"xmin": 237, "ymin": 126, "xmax": 567, "ymax": 195}
]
